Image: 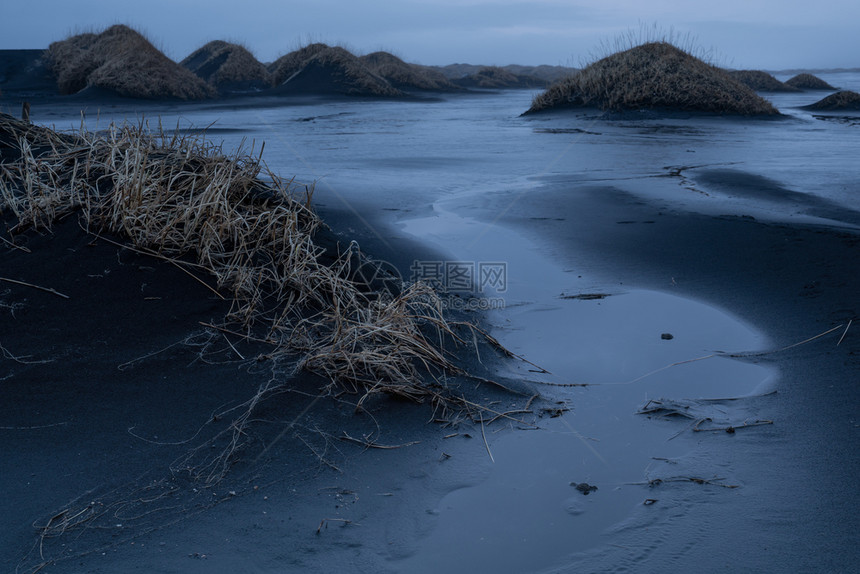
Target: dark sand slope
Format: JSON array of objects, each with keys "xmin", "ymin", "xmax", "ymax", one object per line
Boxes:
[
  {"xmin": 0, "ymin": 211, "xmax": 488, "ymax": 574},
  {"xmin": 181, "ymin": 40, "xmax": 271, "ymax": 94},
  {"xmin": 271, "ymin": 46, "xmax": 403, "ymax": 97},
  {"xmin": 527, "ymin": 42, "xmax": 778, "ymax": 115},
  {"xmin": 46, "ymin": 25, "xmax": 214, "ymax": 100},
  {"xmin": 785, "ymin": 73, "xmax": 837, "ymax": 90},
  {"xmin": 268, "ymin": 43, "xmax": 331, "ymax": 86},
  {"xmin": 728, "ymin": 69, "xmax": 799, "ymax": 92},
  {"xmin": 803, "ymin": 89, "xmax": 860, "ymax": 110}
]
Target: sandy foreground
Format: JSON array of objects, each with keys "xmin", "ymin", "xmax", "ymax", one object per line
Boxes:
[{"xmin": 2, "ymin": 86, "xmax": 859, "ymax": 573}]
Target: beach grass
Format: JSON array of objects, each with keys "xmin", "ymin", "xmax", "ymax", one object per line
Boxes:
[
  {"xmin": 0, "ymin": 113, "xmax": 485, "ymax": 404},
  {"xmin": 46, "ymin": 25, "xmax": 214, "ymax": 99},
  {"xmin": 526, "ymin": 41, "xmax": 779, "ymax": 115}
]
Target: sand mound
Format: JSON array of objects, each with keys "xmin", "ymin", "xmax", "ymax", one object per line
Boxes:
[
  {"xmin": 181, "ymin": 40, "xmax": 271, "ymax": 93},
  {"xmin": 728, "ymin": 70, "xmax": 799, "ymax": 92},
  {"xmin": 527, "ymin": 42, "xmax": 778, "ymax": 115},
  {"xmin": 785, "ymin": 73, "xmax": 835, "ymax": 90},
  {"xmin": 360, "ymin": 51, "xmax": 457, "ymax": 91},
  {"xmin": 46, "ymin": 25, "xmax": 214, "ymax": 100},
  {"xmin": 272, "ymin": 46, "xmax": 402, "ymax": 97},
  {"xmin": 802, "ymin": 90, "xmax": 860, "ymax": 111}
]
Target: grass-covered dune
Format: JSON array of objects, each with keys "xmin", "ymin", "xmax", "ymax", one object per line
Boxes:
[
  {"xmin": 526, "ymin": 42, "xmax": 779, "ymax": 115},
  {"xmin": 45, "ymin": 25, "xmax": 215, "ymax": 100},
  {"xmin": 270, "ymin": 45, "xmax": 403, "ymax": 97},
  {"xmin": 785, "ymin": 73, "xmax": 836, "ymax": 90},
  {"xmin": 802, "ymin": 90, "xmax": 860, "ymax": 111},
  {"xmin": 0, "ymin": 112, "xmax": 492, "ymax": 403},
  {"xmin": 728, "ymin": 70, "xmax": 799, "ymax": 92},
  {"xmin": 359, "ymin": 51, "xmax": 458, "ymax": 91},
  {"xmin": 181, "ymin": 40, "xmax": 271, "ymax": 94}
]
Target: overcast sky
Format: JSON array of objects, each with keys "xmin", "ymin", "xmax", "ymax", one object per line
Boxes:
[{"xmin": 2, "ymin": 0, "xmax": 858, "ymax": 70}]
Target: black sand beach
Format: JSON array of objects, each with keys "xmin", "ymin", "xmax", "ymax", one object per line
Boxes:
[
  {"xmin": 483, "ymin": 183, "xmax": 860, "ymax": 572},
  {"xmin": 2, "ymin": 62, "xmax": 860, "ymax": 574}
]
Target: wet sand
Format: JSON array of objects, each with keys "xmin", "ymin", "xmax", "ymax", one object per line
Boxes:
[{"xmin": 473, "ymin": 182, "xmax": 860, "ymax": 572}]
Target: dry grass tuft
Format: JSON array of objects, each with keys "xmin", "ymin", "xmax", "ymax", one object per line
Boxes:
[
  {"xmin": 0, "ymin": 113, "xmax": 484, "ymax": 404},
  {"xmin": 785, "ymin": 73, "xmax": 835, "ymax": 90},
  {"xmin": 728, "ymin": 70, "xmax": 799, "ymax": 92},
  {"xmin": 527, "ymin": 42, "xmax": 779, "ymax": 115},
  {"xmin": 802, "ymin": 90, "xmax": 860, "ymax": 111},
  {"xmin": 359, "ymin": 52, "xmax": 457, "ymax": 91},
  {"xmin": 181, "ymin": 40, "xmax": 271, "ymax": 91},
  {"xmin": 45, "ymin": 24, "xmax": 215, "ymax": 100}
]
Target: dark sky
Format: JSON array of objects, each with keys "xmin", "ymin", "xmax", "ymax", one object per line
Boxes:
[{"xmin": 2, "ymin": 0, "xmax": 858, "ymax": 70}]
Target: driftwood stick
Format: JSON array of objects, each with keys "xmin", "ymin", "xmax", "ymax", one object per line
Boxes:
[{"xmin": 0, "ymin": 276, "xmax": 69, "ymax": 299}]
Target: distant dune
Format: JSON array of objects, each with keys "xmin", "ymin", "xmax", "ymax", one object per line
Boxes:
[
  {"xmin": 728, "ymin": 70, "xmax": 799, "ymax": 92},
  {"xmin": 526, "ymin": 42, "xmax": 779, "ymax": 115},
  {"xmin": 181, "ymin": 40, "xmax": 271, "ymax": 94},
  {"xmin": 434, "ymin": 63, "xmax": 576, "ymax": 85},
  {"xmin": 785, "ymin": 73, "xmax": 836, "ymax": 90},
  {"xmin": 46, "ymin": 25, "xmax": 215, "ymax": 100},
  {"xmin": 802, "ymin": 90, "xmax": 860, "ymax": 110},
  {"xmin": 359, "ymin": 52, "xmax": 458, "ymax": 92},
  {"xmin": 270, "ymin": 46, "xmax": 403, "ymax": 97},
  {"xmin": 451, "ymin": 66, "xmax": 548, "ymax": 89}
]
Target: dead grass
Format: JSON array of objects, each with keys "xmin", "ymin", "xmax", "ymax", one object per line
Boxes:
[
  {"xmin": 785, "ymin": 73, "xmax": 835, "ymax": 90},
  {"xmin": 803, "ymin": 90, "xmax": 860, "ymax": 111},
  {"xmin": 527, "ymin": 42, "xmax": 779, "ymax": 115},
  {"xmin": 728, "ymin": 70, "xmax": 798, "ymax": 92},
  {"xmin": 181, "ymin": 40, "xmax": 271, "ymax": 89},
  {"xmin": 45, "ymin": 25, "xmax": 215, "ymax": 100},
  {"xmin": 0, "ymin": 112, "xmax": 486, "ymax": 404}
]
